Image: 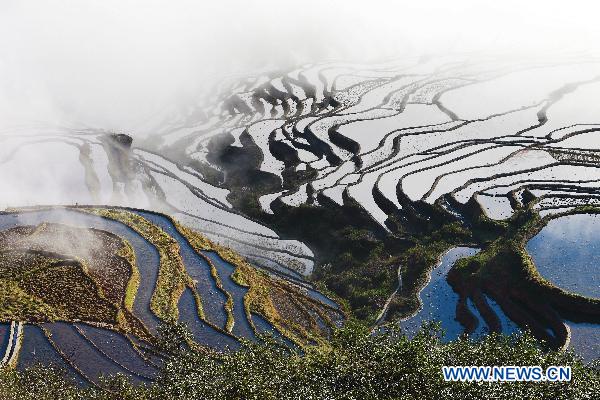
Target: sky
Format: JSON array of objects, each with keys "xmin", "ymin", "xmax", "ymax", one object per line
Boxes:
[{"xmin": 0, "ymin": 0, "xmax": 599, "ymax": 133}]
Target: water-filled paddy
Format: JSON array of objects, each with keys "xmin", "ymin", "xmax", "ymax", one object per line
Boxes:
[
  {"xmin": 400, "ymin": 247, "xmax": 480, "ymax": 340},
  {"xmin": 400, "ymin": 247, "xmax": 527, "ymax": 341},
  {"xmin": 177, "ymin": 288, "xmax": 240, "ymax": 350},
  {"xmin": 485, "ymin": 296, "xmax": 521, "ymax": 336},
  {"xmin": 526, "ymin": 214, "xmax": 600, "ymax": 299},
  {"xmin": 526, "ymin": 213, "xmax": 600, "ymax": 360},
  {"xmin": 0, "ymin": 323, "xmax": 9, "ymax": 361},
  {"xmin": 566, "ymin": 321, "xmax": 600, "ymax": 362},
  {"xmin": 135, "ymin": 210, "xmax": 230, "ymax": 330}
]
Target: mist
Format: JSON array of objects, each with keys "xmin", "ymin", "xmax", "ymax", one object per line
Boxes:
[{"xmin": 1, "ymin": 0, "xmax": 599, "ymax": 134}]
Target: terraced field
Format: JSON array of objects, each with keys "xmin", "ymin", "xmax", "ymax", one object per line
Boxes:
[
  {"xmin": 0, "ymin": 207, "xmax": 343, "ymax": 384},
  {"xmin": 135, "ymin": 55, "xmax": 600, "ymax": 359},
  {"xmin": 1, "ymin": 53, "xmax": 599, "ymax": 374}
]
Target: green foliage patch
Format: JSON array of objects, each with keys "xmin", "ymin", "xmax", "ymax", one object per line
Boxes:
[{"xmin": 1, "ymin": 324, "xmax": 598, "ymax": 399}]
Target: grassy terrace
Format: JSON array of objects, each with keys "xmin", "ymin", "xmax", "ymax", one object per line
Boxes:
[
  {"xmin": 0, "ymin": 249, "xmax": 123, "ymax": 326},
  {"xmin": 118, "ymin": 240, "xmax": 139, "ymax": 312},
  {"xmin": 0, "ymin": 252, "xmax": 70, "ymax": 322},
  {"xmin": 0, "ymin": 222, "xmax": 151, "ymax": 341},
  {"xmin": 84, "ymin": 208, "xmax": 237, "ymax": 335}
]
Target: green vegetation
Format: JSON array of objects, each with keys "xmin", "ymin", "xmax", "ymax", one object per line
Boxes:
[
  {"xmin": 263, "ymin": 201, "xmax": 402, "ymax": 322},
  {"xmin": 1, "ymin": 324, "xmax": 598, "ymax": 399},
  {"xmin": 0, "ymin": 222, "xmax": 139, "ymax": 310}
]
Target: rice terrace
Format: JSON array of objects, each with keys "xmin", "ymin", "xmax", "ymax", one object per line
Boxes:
[{"xmin": 1, "ymin": 1, "xmax": 600, "ymax": 398}]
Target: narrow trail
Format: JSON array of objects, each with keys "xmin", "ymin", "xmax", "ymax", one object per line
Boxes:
[{"xmin": 374, "ymin": 266, "xmax": 402, "ymax": 327}]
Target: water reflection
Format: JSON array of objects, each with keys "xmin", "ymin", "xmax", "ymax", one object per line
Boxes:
[{"xmin": 400, "ymin": 247, "xmax": 480, "ymax": 341}]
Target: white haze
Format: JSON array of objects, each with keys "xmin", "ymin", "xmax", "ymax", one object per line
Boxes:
[{"xmin": 1, "ymin": 0, "xmax": 599, "ymax": 134}]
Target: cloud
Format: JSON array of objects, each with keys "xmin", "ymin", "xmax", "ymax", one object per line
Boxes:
[{"xmin": 0, "ymin": 0, "xmax": 598, "ymax": 133}]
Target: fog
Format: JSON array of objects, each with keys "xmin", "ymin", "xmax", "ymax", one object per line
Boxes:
[{"xmin": 1, "ymin": 0, "xmax": 599, "ymax": 134}]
